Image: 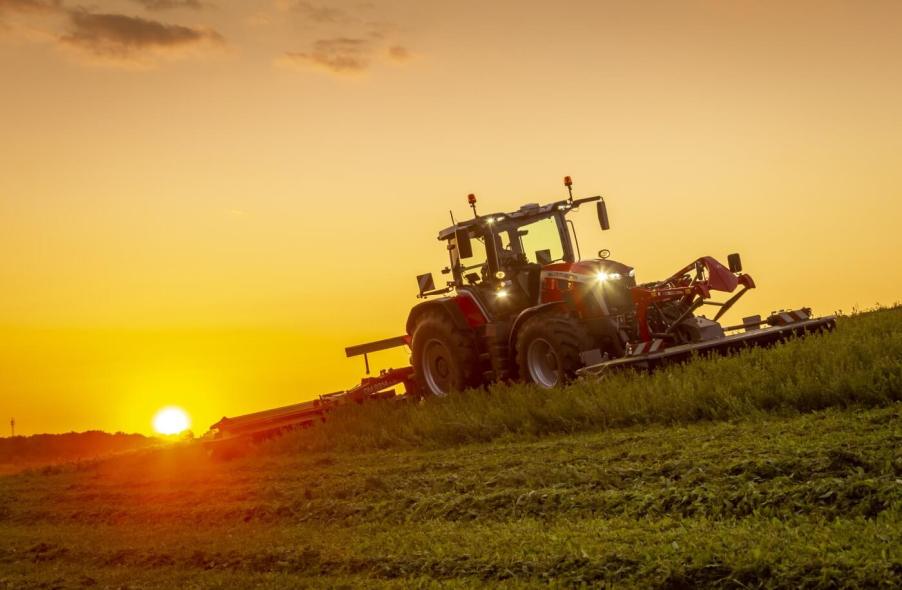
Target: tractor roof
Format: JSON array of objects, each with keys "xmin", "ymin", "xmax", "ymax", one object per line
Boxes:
[{"xmin": 437, "ymin": 199, "xmax": 571, "ymax": 241}]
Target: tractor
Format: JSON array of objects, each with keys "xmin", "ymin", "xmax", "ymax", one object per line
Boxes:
[
  {"xmin": 207, "ymin": 177, "xmax": 835, "ymax": 439},
  {"xmin": 405, "ymin": 177, "xmax": 831, "ymax": 396}
]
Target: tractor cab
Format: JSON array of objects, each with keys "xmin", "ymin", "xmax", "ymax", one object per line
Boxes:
[
  {"xmin": 407, "ymin": 181, "xmax": 623, "ymax": 396},
  {"xmin": 440, "ymin": 203, "xmax": 576, "ymax": 315},
  {"xmin": 419, "ymin": 190, "xmax": 611, "ymax": 321},
  {"xmin": 406, "ymin": 177, "xmax": 774, "ymax": 397}
]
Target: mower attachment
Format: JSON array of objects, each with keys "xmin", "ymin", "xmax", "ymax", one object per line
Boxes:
[
  {"xmin": 208, "ymin": 366, "xmax": 415, "ymax": 441},
  {"xmin": 577, "ymin": 310, "xmax": 836, "ymax": 375}
]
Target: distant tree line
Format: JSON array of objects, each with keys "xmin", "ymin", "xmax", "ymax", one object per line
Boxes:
[{"xmin": 0, "ymin": 431, "xmax": 160, "ymax": 467}]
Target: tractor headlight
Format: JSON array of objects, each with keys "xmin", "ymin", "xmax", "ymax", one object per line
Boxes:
[
  {"xmin": 596, "ymin": 271, "xmax": 623, "ymax": 282},
  {"xmin": 496, "ymin": 289, "xmax": 509, "ymax": 299}
]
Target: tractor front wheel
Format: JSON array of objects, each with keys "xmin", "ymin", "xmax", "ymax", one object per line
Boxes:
[
  {"xmin": 516, "ymin": 314, "xmax": 589, "ymax": 389},
  {"xmin": 411, "ymin": 312, "xmax": 481, "ymax": 397}
]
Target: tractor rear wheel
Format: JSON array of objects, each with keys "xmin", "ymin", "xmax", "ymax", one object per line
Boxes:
[
  {"xmin": 516, "ymin": 314, "xmax": 589, "ymax": 389},
  {"xmin": 411, "ymin": 312, "xmax": 481, "ymax": 397}
]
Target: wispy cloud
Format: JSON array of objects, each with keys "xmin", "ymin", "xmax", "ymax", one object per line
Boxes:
[
  {"xmin": 290, "ymin": 0, "xmax": 352, "ymax": 25},
  {"xmin": 282, "ymin": 37, "xmax": 369, "ymax": 73},
  {"xmin": 3, "ymin": 0, "xmax": 408, "ymax": 73},
  {"xmin": 387, "ymin": 44, "xmax": 409, "ymax": 62},
  {"xmin": 1, "ymin": 0, "xmax": 224, "ymax": 66},
  {"xmin": 0, "ymin": 0, "xmax": 62, "ymax": 13},
  {"xmin": 281, "ymin": 38, "xmax": 413, "ymax": 75},
  {"xmin": 278, "ymin": 1, "xmax": 414, "ymax": 76},
  {"xmin": 129, "ymin": 0, "xmax": 206, "ymax": 11},
  {"xmin": 60, "ymin": 10, "xmax": 223, "ymax": 61}
]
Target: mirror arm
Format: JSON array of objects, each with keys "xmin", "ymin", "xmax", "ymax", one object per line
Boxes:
[{"xmin": 571, "ymin": 195, "xmax": 602, "ymax": 207}]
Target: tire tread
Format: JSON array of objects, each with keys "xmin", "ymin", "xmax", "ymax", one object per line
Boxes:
[{"xmin": 411, "ymin": 311, "xmax": 482, "ymax": 395}]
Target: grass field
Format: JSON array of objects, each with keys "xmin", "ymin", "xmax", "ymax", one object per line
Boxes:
[{"xmin": 0, "ymin": 307, "xmax": 900, "ymax": 589}]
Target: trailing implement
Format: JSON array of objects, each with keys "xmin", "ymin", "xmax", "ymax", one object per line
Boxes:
[{"xmin": 208, "ymin": 367, "xmax": 415, "ymax": 441}]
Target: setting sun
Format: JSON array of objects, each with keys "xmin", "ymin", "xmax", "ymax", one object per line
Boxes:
[{"xmin": 152, "ymin": 407, "xmax": 191, "ymax": 436}]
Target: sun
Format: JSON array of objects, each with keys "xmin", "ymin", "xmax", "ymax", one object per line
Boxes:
[{"xmin": 153, "ymin": 406, "xmax": 191, "ymax": 435}]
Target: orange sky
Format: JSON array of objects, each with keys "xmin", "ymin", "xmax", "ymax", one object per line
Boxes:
[{"xmin": 1, "ymin": 1, "xmax": 901, "ymax": 435}]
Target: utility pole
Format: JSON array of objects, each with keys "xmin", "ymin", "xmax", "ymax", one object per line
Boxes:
[{"xmin": 9, "ymin": 418, "xmax": 14, "ymax": 438}]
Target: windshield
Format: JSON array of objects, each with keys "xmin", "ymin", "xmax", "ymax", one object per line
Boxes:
[
  {"xmin": 496, "ymin": 215, "xmax": 567, "ymax": 265},
  {"xmin": 445, "ymin": 212, "xmax": 571, "ymax": 288}
]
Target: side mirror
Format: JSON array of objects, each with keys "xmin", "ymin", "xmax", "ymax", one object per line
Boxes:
[
  {"xmin": 728, "ymin": 253, "xmax": 743, "ymax": 273},
  {"xmin": 455, "ymin": 229, "xmax": 473, "ymax": 259},
  {"xmin": 597, "ymin": 200, "xmax": 610, "ymax": 231},
  {"xmin": 535, "ymin": 249, "xmax": 552, "ymax": 265},
  {"xmin": 417, "ymin": 272, "xmax": 435, "ymax": 296}
]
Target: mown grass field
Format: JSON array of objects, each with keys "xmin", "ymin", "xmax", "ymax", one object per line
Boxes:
[{"xmin": 0, "ymin": 307, "xmax": 900, "ymax": 589}]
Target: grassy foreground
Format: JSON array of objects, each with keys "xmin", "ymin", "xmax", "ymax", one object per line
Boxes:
[{"xmin": 0, "ymin": 308, "xmax": 899, "ymax": 589}]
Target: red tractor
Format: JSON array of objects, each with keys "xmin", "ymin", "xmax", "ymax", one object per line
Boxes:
[
  {"xmin": 207, "ymin": 177, "xmax": 836, "ymax": 439},
  {"xmin": 403, "ymin": 177, "xmax": 833, "ymax": 396}
]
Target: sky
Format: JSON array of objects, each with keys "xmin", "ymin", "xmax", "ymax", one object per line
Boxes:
[{"xmin": 1, "ymin": 0, "xmax": 900, "ymax": 436}]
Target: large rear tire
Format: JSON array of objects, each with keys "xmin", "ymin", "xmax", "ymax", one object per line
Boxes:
[
  {"xmin": 411, "ymin": 312, "xmax": 481, "ymax": 397},
  {"xmin": 516, "ymin": 314, "xmax": 590, "ymax": 389}
]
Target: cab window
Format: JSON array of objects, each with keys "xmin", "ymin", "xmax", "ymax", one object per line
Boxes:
[
  {"xmin": 450, "ymin": 230, "xmax": 489, "ymax": 279},
  {"xmin": 517, "ymin": 217, "xmax": 564, "ymax": 264}
]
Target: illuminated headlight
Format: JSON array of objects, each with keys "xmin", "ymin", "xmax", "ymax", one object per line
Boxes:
[
  {"xmin": 596, "ymin": 271, "xmax": 622, "ymax": 282},
  {"xmin": 628, "ymin": 269, "xmax": 636, "ymax": 278},
  {"xmin": 496, "ymin": 289, "xmax": 509, "ymax": 299},
  {"xmin": 596, "ymin": 271, "xmax": 609, "ymax": 282},
  {"xmin": 608, "ymin": 272, "xmax": 622, "ymax": 280}
]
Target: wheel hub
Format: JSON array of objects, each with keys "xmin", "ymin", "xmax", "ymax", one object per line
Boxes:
[
  {"xmin": 422, "ymin": 339, "xmax": 453, "ymax": 396},
  {"xmin": 526, "ymin": 338, "xmax": 561, "ymax": 388}
]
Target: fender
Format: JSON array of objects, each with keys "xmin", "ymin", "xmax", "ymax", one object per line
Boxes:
[
  {"xmin": 406, "ymin": 293, "xmax": 489, "ymax": 336},
  {"xmin": 507, "ymin": 301, "xmax": 568, "ymax": 353}
]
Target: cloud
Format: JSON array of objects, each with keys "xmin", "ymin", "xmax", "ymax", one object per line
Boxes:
[
  {"xmin": 0, "ymin": 0, "xmax": 62, "ymax": 40},
  {"xmin": 278, "ymin": 2, "xmax": 415, "ymax": 77},
  {"xmin": 0, "ymin": 0, "xmax": 62, "ymax": 14},
  {"xmin": 387, "ymin": 44, "xmax": 409, "ymax": 62},
  {"xmin": 1, "ymin": 0, "xmax": 224, "ymax": 66},
  {"xmin": 282, "ymin": 37, "xmax": 369, "ymax": 73},
  {"xmin": 60, "ymin": 10, "xmax": 223, "ymax": 60},
  {"xmin": 129, "ymin": 0, "xmax": 206, "ymax": 11},
  {"xmin": 290, "ymin": 1, "xmax": 351, "ymax": 24},
  {"xmin": 281, "ymin": 39, "xmax": 414, "ymax": 75}
]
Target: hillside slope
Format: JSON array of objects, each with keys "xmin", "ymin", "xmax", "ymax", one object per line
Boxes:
[
  {"xmin": 0, "ymin": 308, "xmax": 899, "ymax": 589},
  {"xmin": 274, "ymin": 306, "xmax": 901, "ymax": 452}
]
